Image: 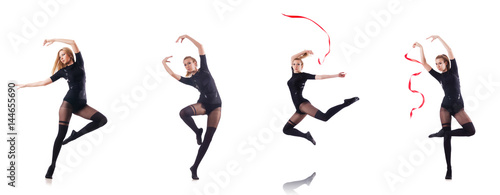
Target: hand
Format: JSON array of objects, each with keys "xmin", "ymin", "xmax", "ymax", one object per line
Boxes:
[
  {"xmin": 338, "ymin": 72, "xmax": 346, "ymax": 78},
  {"xmin": 43, "ymin": 39, "xmax": 55, "ymax": 46},
  {"xmin": 15, "ymin": 83, "xmax": 26, "ymax": 89},
  {"xmin": 162, "ymin": 56, "xmax": 173, "ymax": 64},
  {"xmin": 176, "ymin": 35, "xmax": 189, "ymax": 43},
  {"xmin": 412, "ymin": 42, "xmax": 422, "ymax": 48},
  {"xmin": 426, "ymin": 35, "xmax": 440, "ymax": 42},
  {"xmin": 305, "ymin": 50, "xmax": 314, "ymax": 55}
]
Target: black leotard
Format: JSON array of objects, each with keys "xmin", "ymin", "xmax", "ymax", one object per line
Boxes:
[
  {"xmin": 179, "ymin": 55, "xmax": 221, "ymax": 114},
  {"xmin": 428, "ymin": 58, "xmax": 463, "ymax": 115},
  {"xmin": 50, "ymin": 52, "xmax": 87, "ymax": 112},
  {"xmin": 287, "ymin": 72, "xmax": 316, "ymax": 114}
]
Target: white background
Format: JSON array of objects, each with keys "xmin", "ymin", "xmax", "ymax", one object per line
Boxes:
[{"xmin": 2, "ymin": 0, "xmax": 500, "ymax": 194}]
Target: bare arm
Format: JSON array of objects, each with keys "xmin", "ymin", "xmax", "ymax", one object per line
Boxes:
[
  {"xmin": 176, "ymin": 35, "xmax": 204, "ymax": 55},
  {"xmin": 412, "ymin": 42, "xmax": 433, "ymax": 72},
  {"xmin": 162, "ymin": 56, "xmax": 181, "ymax": 80},
  {"xmin": 291, "ymin": 50, "xmax": 313, "ymax": 63},
  {"xmin": 427, "ymin": 35, "xmax": 454, "ymax": 59},
  {"xmin": 16, "ymin": 78, "xmax": 53, "ymax": 89},
  {"xmin": 316, "ymin": 72, "xmax": 346, "ymax": 80},
  {"xmin": 43, "ymin": 38, "xmax": 80, "ymax": 53}
]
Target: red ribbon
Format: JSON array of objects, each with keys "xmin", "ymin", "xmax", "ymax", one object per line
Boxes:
[
  {"xmin": 282, "ymin": 13, "xmax": 331, "ymax": 65},
  {"xmin": 405, "ymin": 53, "xmax": 425, "ymax": 118},
  {"xmin": 404, "ymin": 53, "xmax": 421, "ymax": 64}
]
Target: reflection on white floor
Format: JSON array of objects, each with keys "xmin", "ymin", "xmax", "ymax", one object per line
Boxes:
[
  {"xmin": 283, "ymin": 172, "xmax": 316, "ymax": 195},
  {"xmin": 45, "ymin": 179, "xmax": 52, "ymax": 186}
]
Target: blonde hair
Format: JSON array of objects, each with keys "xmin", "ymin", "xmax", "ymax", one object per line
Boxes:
[
  {"xmin": 184, "ymin": 56, "xmax": 198, "ymax": 77},
  {"xmin": 51, "ymin": 47, "xmax": 74, "ymax": 74},
  {"xmin": 291, "ymin": 52, "xmax": 309, "ymax": 73},
  {"xmin": 436, "ymin": 54, "xmax": 451, "ymax": 71},
  {"xmin": 292, "ymin": 52, "xmax": 309, "ymax": 66}
]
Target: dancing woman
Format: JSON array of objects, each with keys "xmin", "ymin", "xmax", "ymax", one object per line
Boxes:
[
  {"xmin": 17, "ymin": 39, "xmax": 107, "ymax": 179},
  {"xmin": 283, "ymin": 50, "xmax": 359, "ymax": 145},
  {"xmin": 413, "ymin": 35, "xmax": 476, "ymax": 179},
  {"xmin": 161, "ymin": 35, "xmax": 222, "ymax": 180}
]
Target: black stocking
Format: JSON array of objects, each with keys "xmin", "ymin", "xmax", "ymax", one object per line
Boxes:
[
  {"xmin": 435, "ymin": 108, "xmax": 475, "ymax": 180},
  {"xmin": 46, "ymin": 101, "xmax": 72, "ymax": 179},
  {"xmin": 283, "ymin": 112, "xmax": 315, "ymax": 145},
  {"xmin": 180, "ymin": 105, "xmax": 203, "ymax": 145},
  {"xmin": 299, "ymin": 97, "xmax": 359, "ymax": 122},
  {"xmin": 450, "ymin": 110, "xmax": 475, "ymax": 136},
  {"xmin": 190, "ymin": 107, "xmax": 221, "ymax": 180},
  {"xmin": 62, "ymin": 105, "xmax": 107, "ymax": 145},
  {"xmin": 443, "ymin": 126, "xmax": 452, "ymax": 179}
]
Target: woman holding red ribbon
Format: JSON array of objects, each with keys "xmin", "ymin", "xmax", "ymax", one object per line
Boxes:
[
  {"xmin": 413, "ymin": 35, "xmax": 476, "ymax": 180},
  {"xmin": 283, "ymin": 50, "xmax": 359, "ymax": 145}
]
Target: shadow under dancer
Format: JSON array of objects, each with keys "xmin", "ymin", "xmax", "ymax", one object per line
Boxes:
[{"xmin": 283, "ymin": 172, "xmax": 317, "ymax": 195}]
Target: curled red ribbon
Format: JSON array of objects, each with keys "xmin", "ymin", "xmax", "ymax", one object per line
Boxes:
[
  {"xmin": 404, "ymin": 53, "xmax": 421, "ymax": 64},
  {"xmin": 405, "ymin": 53, "xmax": 425, "ymax": 118},
  {"xmin": 282, "ymin": 13, "xmax": 331, "ymax": 65}
]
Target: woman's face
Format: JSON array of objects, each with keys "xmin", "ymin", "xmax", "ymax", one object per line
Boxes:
[
  {"xmin": 292, "ymin": 60, "xmax": 303, "ymax": 73},
  {"xmin": 59, "ymin": 50, "xmax": 72, "ymax": 65},
  {"xmin": 184, "ymin": 58, "xmax": 197, "ymax": 72},
  {"xmin": 435, "ymin": 58, "xmax": 447, "ymax": 72}
]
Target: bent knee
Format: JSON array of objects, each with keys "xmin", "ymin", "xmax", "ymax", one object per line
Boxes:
[
  {"xmin": 179, "ymin": 109, "xmax": 192, "ymax": 118},
  {"xmin": 464, "ymin": 122, "xmax": 475, "ymax": 136},
  {"xmin": 93, "ymin": 112, "xmax": 107, "ymax": 127},
  {"xmin": 99, "ymin": 115, "xmax": 108, "ymax": 126},
  {"xmin": 468, "ymin": 128, "xmax": 476, "ymax": 136},
  {"xmin": 179, "ymin": 109, "xmax": 188, "ymax": 118},
  {"xmin": 283, "ymin": 124, "xmax": 293, "ymax": 135}
]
